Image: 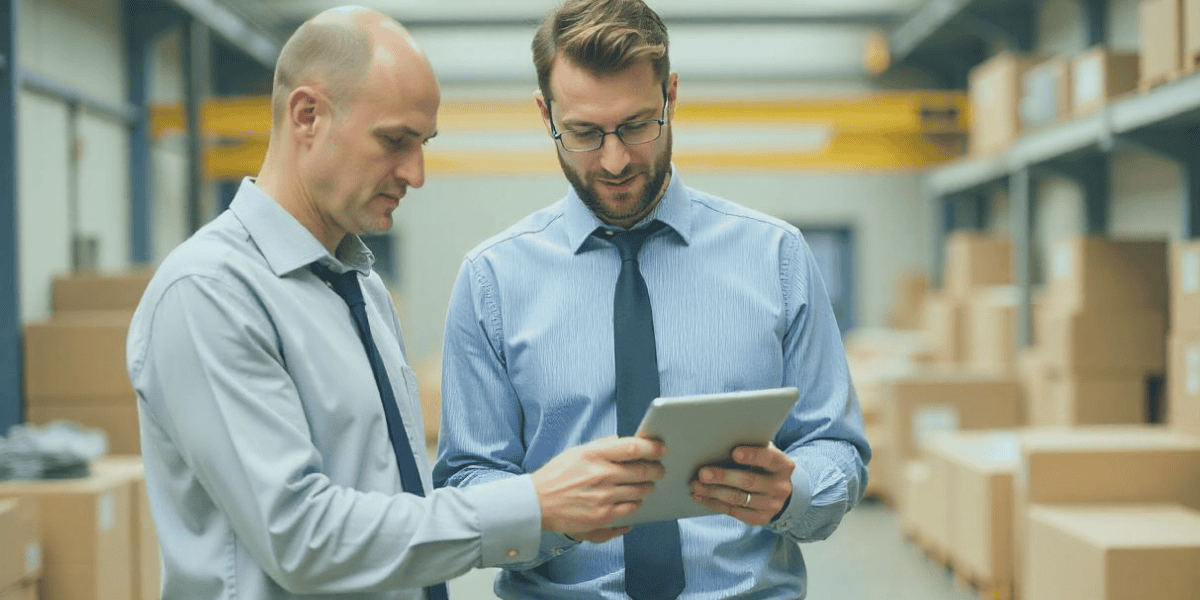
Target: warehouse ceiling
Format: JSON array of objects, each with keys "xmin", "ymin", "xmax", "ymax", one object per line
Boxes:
[{"xmin": 226, "ymin": 0, "xmax": 931, "ymax": 85}]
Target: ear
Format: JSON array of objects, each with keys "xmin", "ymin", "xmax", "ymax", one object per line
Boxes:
[
  {"xmin": 533, "ymin": 89, "xmax": 552, "ymax": 135},
  {"xmin": 665, "ymin": 72, "xmax": 679, "ymax": 120},
  {"xmin": 288, "ymin": 86, "xmax": 324, "ymax": 144}
]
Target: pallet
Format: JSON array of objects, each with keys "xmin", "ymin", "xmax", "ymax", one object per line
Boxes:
[{"xmin": 951, "ymin": 564, "xmax": 1013, "ymax": 600}]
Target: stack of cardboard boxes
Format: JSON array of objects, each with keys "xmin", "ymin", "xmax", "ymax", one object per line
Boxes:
[
  {"xmin": 0, "ymin": 498, "xmax": 40, "ymax": 600},
  {"xmin": 8, "ymin": 270, "xmax": 162, "ymax": 600},
  {"xmin": 1139, "ymin": 0, "xmax": 1197, "ymax": 89},
  {"xmin": 1169, "ymin": 239, "xmax": 1200, "ymax": 436},
  {"xmin": 1029, "ymin": 238, "xmax": 1168, "ymax": 426},
  {"xmin": 924, "ymin": 231, "xmax": 1013, "ymax": 365},
  {"xmin": 23, "ymin": 271, "xmax": 152, "ymax": 454}
]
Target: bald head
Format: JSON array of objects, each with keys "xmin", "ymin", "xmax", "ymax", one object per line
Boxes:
[{"xmin": 271, "ymin": 6, "xmax": 427, "ymax": 129}]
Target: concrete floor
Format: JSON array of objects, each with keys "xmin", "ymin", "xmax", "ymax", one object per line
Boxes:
[{"xmin": 446, "ymin": 499, "xmax": 976, "ymax": 600}]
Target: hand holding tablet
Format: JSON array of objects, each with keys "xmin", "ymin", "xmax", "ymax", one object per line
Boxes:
[{"xmin": 609, "ymin": 387, "xmax": 799, "ymax": 528}]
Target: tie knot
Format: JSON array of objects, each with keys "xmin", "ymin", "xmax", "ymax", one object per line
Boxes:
[
  {"xmin": 311, "ymin": 263, "xmax": 365, "ymax": 308},
  {"xmin": 595, "ymin": 220, "xmax": 666, "ymax": 261}
]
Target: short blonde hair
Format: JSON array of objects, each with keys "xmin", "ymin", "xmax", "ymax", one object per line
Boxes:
[{"xmin": 532, "ymin": 0, "xmax": 670, "ymax": 102}]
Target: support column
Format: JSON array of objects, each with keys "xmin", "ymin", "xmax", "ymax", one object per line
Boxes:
[{"xmin": 0, "ymin": 0, "xmax": 18, "ymax": 432}]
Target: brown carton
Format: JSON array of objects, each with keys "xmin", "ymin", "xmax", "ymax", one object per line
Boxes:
[
  {"xmin": 1044, "ymin": 237, "xmax": 1169, "ymax": 312},
  {"xmin": 967, "ymin": 286, "xmax": 1019, "ymax": 370},
  {"xmin": 91, "ymin": 458, "xmax": 160, "ymax": 600},
  {"xmin": 1168, "ymin": 332, "xmax": 1200, "ymax": 437},
  {"xmin": 0, "ymin": 498, "xmax": 41, "ymax": 590},
  {"xmin": 51, "ymin": 271, "xmax": 153, "ymax": 314},
  {"xmin": 0, "ymin": 473, "xmax": 133, "ymax": 600},
  {"xmin": 944, "ymin": 232, "xmax": 1013, "ymax": 300},
  {"xmin": 1036, "ymin": 373, "xmax": 1151, "ymax": 426},
  {"xmin": 0, "ymin": 582, "xmax": 36, "ymax": 600},
  {"xmin": 25, "ymin": 401, "xmax": 142, "ymax": 455},
  {"xmin": 23, "ymin": 313, "xmax": 135, "ymax": 401},
  {"xmin": 1026, "ymin": 504, "xmax": 1200, "ymax": 600},
  {"xmin": 1071, "ymin": 48, "xmax": 1140, "ymax": 115},
  {"xmin": 969, "ymin": 53, "xmax": 1042, "ymax": 156},
  {"xmin": 1015, "ymin": 426, "xmax": 1200, "ymax": 598},
  {"xmin": 1020, "ymin": 57, "xmax": 1072, "ymax": 129},
  {"xmin": 1189, "ymin": 0, "xmax": 1200, "ymax": 70},
  {"xmin": 1140, "ymin": 0, "xmax": 1187, "ymax": 88},
  {"xmin": 877, "ymin": 371, "xmax": 1023, "ymax": 499},
  {"xmin": 930, "ymin": 432, "xmax": 1018, "ymax": 593},
  {"xmin": 921, "ymin": 295, "xmax": 968, "ymax": 365},
  {"xmin": 1171, "ymin": 241, "xmax": 1200, "ymax": 335},
  {"xmin": 1037, "ymin": 306, "xmax": 1166, "ymax": 374}
]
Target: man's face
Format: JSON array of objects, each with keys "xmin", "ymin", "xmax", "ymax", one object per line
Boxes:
[
  {"xmin": 539, "ymin": 58, "xmax": 675, "ymax": 228},
  {"xmin": 307, "ymin": 55, "xmax": 439, "ymax": 241}
]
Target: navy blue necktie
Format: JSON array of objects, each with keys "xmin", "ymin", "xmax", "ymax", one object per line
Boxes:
[
  {"xmin": 594, "ymin": 221, "xmax": 685, "ymax": 600},
  {"xmin": 312, "ymin": 264, "xmax": 449, "ymax": 600}
]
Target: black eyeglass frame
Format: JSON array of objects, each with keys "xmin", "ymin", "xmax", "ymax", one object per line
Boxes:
[{"xmin": 547, "ymin": 88, "xmax": 670, "ymax": 152}]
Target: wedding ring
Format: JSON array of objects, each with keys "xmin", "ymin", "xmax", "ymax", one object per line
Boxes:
[{"xmin": 743, "ymin": 492, "xmax": 752, "ymax": 507}]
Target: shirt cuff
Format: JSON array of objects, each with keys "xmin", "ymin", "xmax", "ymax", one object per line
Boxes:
[
  {"xmin": 767, "ymin": 463, "xmax": 813, "ymax": 534},
  {"xmin": 467, "ymin": 474, "xmax": 543, "ymax": 567}
]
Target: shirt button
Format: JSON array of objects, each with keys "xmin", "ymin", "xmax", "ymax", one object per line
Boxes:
[{"xmin": 506, "ymin": 548, "xmax": 519, "ymax": 559}]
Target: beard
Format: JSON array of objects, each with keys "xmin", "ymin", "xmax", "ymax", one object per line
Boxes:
[{"xmin": 560, "ymin": 129, "xmax": 673, "ymax": 226}]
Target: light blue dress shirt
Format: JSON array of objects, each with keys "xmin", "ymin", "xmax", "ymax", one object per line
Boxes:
[
  {"xmin": 434, "ymin": 168, "xmax": 871, "ymax": 599},
  {"xmin": 127, "ymin": 179, "xmax": 543, "ymax": 600}
]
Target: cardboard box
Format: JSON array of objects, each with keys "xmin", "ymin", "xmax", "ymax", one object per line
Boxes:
[
  {"xmin": 1015, "ymin": 426, "xmax": 1200, "ymax": 598},
  {"xmin": 921, "ymin": 294, "xmax": 969, "ymax": 365},
  {"xmin": 1037, "ymin": 373, "xmax": 1151, "ymax": 426},
  {"xmin": 899, "ymin": 459, "xmax": 931, "ymax": 538},
  {"xmin": 1071, "ymin": 48, "xmax": 1140, "ymax": 115},
  {"xmin": 886, "ymin": 271, "xmax": 929, "ymax": 330},
  {"xmin": 1045, "ymin": 237, "xmax": 1169, "ymax": 312},
  {"xmin": 23, "ymin": 313, "xmax": 135, "ymax": 401},
  {"xmin": 1141, "ymin": 0, "xmax": 1187, "ymax": 87},
  {"xmin": 0, "ymin": 499, "xmax": 41, "ymax": 590},
  {"xmin": 944, "ymin": 232, "xmax": 1013, "ymax": 300},
  {"xmin": 877, "ymin": 371, "xmax": 1023, "ymax": 499},
  {"xmin": 51, "ymin": 271, "xmax": 153, "ymax": 314},
  {"xmin": 1189, "ymin": 0, "xmax": 1200, "ymax": 71},
  {"xmin": 0, "ymin": 473, "xmax": 133, "ymax": 600},
  {"xmin": 969, "ymin": 53, "xmax": 1042, "ymax": 156},
  {"xmin": 1018, "ymin": 347, "xmax": 1053, "ymax": 415},
  {"xmin": 91, "ymin": 458, "xmax": 160, "ymax": 600},
  {"xmin": 1037, "ymin": 306, "xmax": 1166, "ymax": 374},
  {"xmin": 1169, "ymin": 332, "xmax": 1200, "ymax": 437},
  {"xmin": 1026, "ymin": 504, "xmax": 1200, "ymax": 600},
  {"xmin": 0, "ymin": 582, "xmax": 37, "ymax": 600},
  {"xmin": 25, "ymin": 401, "xmax": 142, "ymax": 455},
  {"xmin": 1020, "ymin": 57, "xmax": 1072, "ymax": 129},
  {"xmin": 968, "ymin": 286, "xmax": 1019, "ymax": 370},
  {"xmin": 930, "ymin": 432, "xmax": 1018, "ymax": 589},
  {"xmin": 1171, "ymin": 241, "xmax": 1200, "ymax": 334}
]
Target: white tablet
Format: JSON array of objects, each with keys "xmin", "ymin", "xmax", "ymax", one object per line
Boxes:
[{"xmin": 610, "ymin": 387, "xmax": 800, "ymax": 527}]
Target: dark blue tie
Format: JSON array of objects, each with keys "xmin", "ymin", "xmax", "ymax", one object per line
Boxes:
[
  {"xmin": 312, "ymin": 264, "xmax": 449, "ymax": 600},
  {"xmin": 594, "ymin": 221, "xmax": 685, "ymax": 600}
]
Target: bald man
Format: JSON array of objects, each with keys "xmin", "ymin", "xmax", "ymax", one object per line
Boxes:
[{"xmin": 127, "ymin": 7, "xmax": 665, "ymax": 600}]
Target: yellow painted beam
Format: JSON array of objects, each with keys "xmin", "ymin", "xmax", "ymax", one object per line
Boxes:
[
  {"xmin": 202, "ymin": 131, "xmax": 963, "ymax": 180},
  {"xmin": 154, "ymin": 92, "xmax": 969, "ymax": 140}
]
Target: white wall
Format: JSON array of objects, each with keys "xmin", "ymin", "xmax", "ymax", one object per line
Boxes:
[
  {"xmin": 18, "ymin": 0, "xmax": 130, "ymax": 322},
  {"xmin": 392, "ymin": 166, "xmax": 928, "ymax": 362}
]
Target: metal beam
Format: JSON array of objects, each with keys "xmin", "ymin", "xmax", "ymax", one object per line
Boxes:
[
  {"xmin": 184, "ymin": 17, "xmax": 210, "ymax": 233},
  {"xmin": 151, "ymin": 0, "xmax": 278, "ymax": 68},
  {"xmin": 1, "ymin": 0, "xmax": 19, "ymax": 432},
  {"xmin": 1010, "ymin": 167, "xmax": 1034, "ymax": 350},
  {"xmin": 127, "ymin": 1, "xmax": 181, "ymax": 264},
  {"xmin": 20, "ymin": 69, "xmax": 138, "ymax": 125}
]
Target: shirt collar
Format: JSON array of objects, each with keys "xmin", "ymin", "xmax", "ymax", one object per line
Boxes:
[
  {"xmin": 565, "ymin": 163, "xmax": 693, "ymax": 253},
  {"xmin": 228, "ymin": 177, "xmax": 376, "ymax": 277}
]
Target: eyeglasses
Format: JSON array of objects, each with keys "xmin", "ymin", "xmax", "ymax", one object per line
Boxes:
[{"xmin": 548, "ymin": 91, "xmax": 669, "ymax": 152}]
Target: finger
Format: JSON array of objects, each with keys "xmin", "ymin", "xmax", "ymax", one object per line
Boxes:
[
  {"xmin": 690, "ymin": 493, "xmax": 771, "ymax": 527},
  {"xmin": 575, "ymin": 526, "xmax": 631, "ymax": 543},
  {"xmin": 591, "ymin": 437, "xmax": 667, "ymax": 462},
  {"xmin": 604, "ymin": 482, "xmax": 655, "ymax": 503},
  {"xmin": 691, "ymin": 482, "xmax": 756, "ymax": 508},
  {"xmin": 614, "ymin": 460, "xmax": 666, "ymax": 483},
  {"xmin": 696, "ymin": 466, "xmax": 766, "ymax": 493},
  {"xmin": 732, "ymin": 444, "xmax": 791, "ymax": 473}
]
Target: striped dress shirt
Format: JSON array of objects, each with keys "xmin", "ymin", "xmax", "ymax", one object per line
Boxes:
[{"xmin": 435, "ymin": 167, "xmax": 871, "ymax": 599}]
